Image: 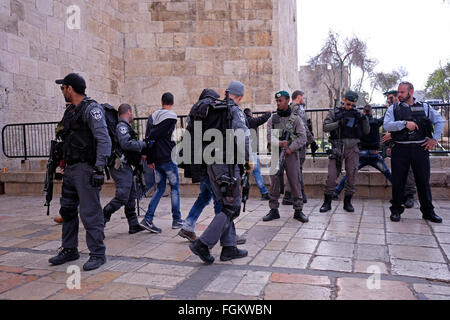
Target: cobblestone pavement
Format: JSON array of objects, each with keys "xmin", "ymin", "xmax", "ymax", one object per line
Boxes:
[{"xmin": 0, "ymin": 195, "xmax": 449, "ymax": 300}]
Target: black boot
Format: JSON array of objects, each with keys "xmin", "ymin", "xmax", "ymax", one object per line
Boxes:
[
  {"xmin": 189, "ymin": 239, "xmax": 214, "ymax": 265},
  {"xmin": 263, "ymin": 209, "xmax": 280, "ymax": 222},
  {"xmin": 320, "ymin": 194, "xmax": 332, "ymax": 213},
  {"xmin": 343, "ymin": 195, "xmax": 355, "ymax": 212},
  {"xmin": 422, "ymin": 212, "xmax": 443, "ymax": 223},
  {"xmin": 220, "ymin": 246, "xmax": 248, "ymax": 261},
  {"xmin": 49, "ymin": 247, "xmax": 80, "ymax": 265},
  {"xmin": 128, "ymin": 216, "xmax": 146, "ymax": 234},
  {"xmin": 103, "ymin": 204, "xmax": 115, "ymax": 226},
  {"xmin": 403, "ymin": 196, "xmax": 415, "ymax": 209},
  {"xmin": 294, "ymin": 210, "xmax": 309, "ymax": 223},
  {"xmin": 83, "ymin": 255, "xmax": 106, "ymax": 271},
  {"xmin": 282, "ymin": 192, "xmax": 293, "ymax": 205}
]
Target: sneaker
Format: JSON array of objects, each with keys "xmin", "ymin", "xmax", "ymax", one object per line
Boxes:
[
  {"xmin": 220, "ymin": 246, "xmax": 248, "ymax": 261},
  {"xmin": 236, "ymin": 234, "xmax": 247, "ymax": 245},
  {"xmin": 261, "ymin": 193, "xmax": 270, "ymax": 201},
  {"xmin": 172, "ymin": 219, "xmax": 184, "ymax": 229},
  {"xmin": 178, "ymin": 229, "xmax": 197, "ymax": 242},
  {"xmin": 83, "ymin": 255, "xmax": 106, "ymax": 271},
  {"xmin": 189, "ymin": 239, "xmax": 214, "ymax": 265},
  {"xmin": 48, "ymin": 247, "xmax": 80, "ymax": 265},
  {"xmin": 140, "ymin": 219, "xmax": 162, "ymax": 233}
]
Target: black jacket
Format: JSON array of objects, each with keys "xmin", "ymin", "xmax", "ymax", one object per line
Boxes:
[{"xmin": 245, "ymin": 112, "xmax": 271, "ymax": 131}]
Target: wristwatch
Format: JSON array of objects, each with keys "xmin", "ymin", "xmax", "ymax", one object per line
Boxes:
[{"xmin": 403, "ymin": 120, "xmax": 407, "ymax": 128}]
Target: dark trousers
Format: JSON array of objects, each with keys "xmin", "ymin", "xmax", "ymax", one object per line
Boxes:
[
  {"xmin": 390, "ymin": 143, "xmax": 434, "ymax": 216},
  {"xmin": 60, "ymin": 163, "xmax": 105, "ymax": 257},
  {"xmin": 106, "ymin": 163, "xmax": 137, "ymax": 215}
]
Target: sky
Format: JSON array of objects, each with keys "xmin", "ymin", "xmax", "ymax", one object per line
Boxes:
[{"xmin": 297, "ymin": 0, "xmax": 450, "ymax": 103}]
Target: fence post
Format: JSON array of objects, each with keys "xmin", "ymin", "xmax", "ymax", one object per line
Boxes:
[{"xmin": 22, "ymin": 124, "xmax": 27, "ymax": 161}]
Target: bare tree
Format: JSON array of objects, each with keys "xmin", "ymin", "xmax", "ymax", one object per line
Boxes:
[
  {"xmin": 309, "ymin": 31, "xmax": 376, "ymax": 107},
  {"xmin": 371, "ymin": 67, "xmax": 408, "ymax": 94}
]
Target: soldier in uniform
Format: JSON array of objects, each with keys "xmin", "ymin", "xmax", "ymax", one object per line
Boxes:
[
  {"xmin": 282, "ymin": 90, "xmax": 314, "ymax": 205},
  {"xmin": 381, "ymin": 90, "xmax": 417, "ymax": 209},
  {"xmin": 320, "ymin": 91, "xmax": 370, "ymax": 213},
  {"xmin": 103, "ymin": 104, "xmax": 147, "ymax": 234},
  {"xmin": 263, "ymin": 91, "xmax": 309, "ymax": 223},
  {"xmin": 49, "ymin": 73, "xmax": 111, "ymax": 271},
  {"xmin": 384, "ymin": 82, "xmax": 445, "ymax": 223},
  {"xmin": 189, "ymin": 81, "xmax": 252, "ymax": 264}
]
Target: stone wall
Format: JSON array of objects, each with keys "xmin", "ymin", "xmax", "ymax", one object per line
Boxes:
[
  {"xmin": 0, "ymin": 0, "xmax": 300, "ymax": 168},
  {"xmin": 0, "ymin": 0, "xmax": 125, "ymax": 167},
  {"xmin": 299, "ymin": 64, "xmax": 349, "ymax": 109}
]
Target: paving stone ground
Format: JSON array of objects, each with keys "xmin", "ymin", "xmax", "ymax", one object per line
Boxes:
[{"xmin": 0, "ymin": 195, "xmax": 449, "ymax": 300}]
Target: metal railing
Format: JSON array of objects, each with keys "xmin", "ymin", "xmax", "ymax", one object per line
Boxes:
[{"xmin": 2, "ymin": 104, "xmax": 449, "ymax": 160}]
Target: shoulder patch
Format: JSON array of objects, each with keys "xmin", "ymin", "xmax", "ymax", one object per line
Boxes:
[
  {"xmin": 119, "ymin": 126, "xmax": 128, "ymax": 135},
  {"xmin": 90, "ymin": 108, "xmax": 103, "ymax": 121}
]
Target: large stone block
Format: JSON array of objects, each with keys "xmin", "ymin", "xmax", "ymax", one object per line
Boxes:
[
  {"xmin": 136, "ymin": 33, "xmax": 155, "ymax": 48},
  {"xmin": 36, "ymin": 0, "xmax": 53, "ymax": 16},
  {"xmin": 156, "ymin": 33, "xmax": 174, "ymax": 48},
  {"xmin": 0, "ymin": 49, "xmax": 20, "ymax": 73},
  {"xmin": 7, "ymin": 33, "xmax": 29, "ymax": 55},
  {"xmin": 18, "ymin": 56, "xmax": 38, "ymax": 78},
  {"xmin": 244, "ymin": 47, "xmax": 271, "ymax": 60}
]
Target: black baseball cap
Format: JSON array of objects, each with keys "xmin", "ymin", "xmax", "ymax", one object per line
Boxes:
[
  {"xmin": 55, "ymin": 73, "xmax": 86, "ymax": 92},
  {"xmin": 384, "ymin": 90, "xmax": 398, "ymax": 96}
]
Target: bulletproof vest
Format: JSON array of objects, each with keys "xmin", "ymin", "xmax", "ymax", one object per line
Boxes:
[
  {"xmin": 360, "ymin": 115, "xmax": 380, "ymax": 150},
  {"xmin": 58, "ymin": 99, "xmax": 96, "ymax": 165},
  {"xmin": 330, "ymin": 108, "xmax": 362, "ymax": 140},
  {"xmin": 271, "ymin": 112, "xmax": 300, "ymax": 152},
  {"xmin": 392, "ymin": 102, "xmax": 433, "ymax": 142},
  {"xmin": 118, "ymin": 121, "xmax": 141, "ymax": 167}
]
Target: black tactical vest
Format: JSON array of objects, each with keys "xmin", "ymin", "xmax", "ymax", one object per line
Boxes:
[
  {"xmin": 119, "ymin": 121, "xmax": 141, "ymax": 167},
  {"xmin": 360, "ymin": 116, "xmax": 381, "ymax": 150},
  {"xmin": 330, "ymin": 108, "xmax": 362, "ymax": 140},
  {"xmin": 58, "ymin": 99, "xmax": 96, "ymax": 165},
  {"xmin": 391, "ymin": 102, "xmax": 433, "ymax": 142}
]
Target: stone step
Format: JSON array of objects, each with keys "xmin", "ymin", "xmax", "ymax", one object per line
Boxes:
[
  {"xmin": 3, "ymin": 156, "xmax": 450, "ymax": 171},
  {"xmin": 2, "ymin": 168, "xmax": 449, "ymax": 199}
]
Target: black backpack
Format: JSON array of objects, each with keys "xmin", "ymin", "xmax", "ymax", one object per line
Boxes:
[
  {"xmin": 180, "ymin": 97, "xmax": 229, "ymax": 182},
  {"xmin": 101, "ymin": 103, "xmax": 119, "ymax": 160}
]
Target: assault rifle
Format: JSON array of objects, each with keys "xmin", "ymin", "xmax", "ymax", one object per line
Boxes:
[
  {"xmin": 277, "ymin": 131, "xmax": 291, "ymax": 195},
  {"xmin": 241, "ymin": 169, "xmax": 250, "ymax": 212},
  {"xmin": 43, "ymin": 140, "xmax": 62, "ymax": 216},
  {"xmin": 134, "ymin": 162, "xmax": 147, "ymax": 216}
]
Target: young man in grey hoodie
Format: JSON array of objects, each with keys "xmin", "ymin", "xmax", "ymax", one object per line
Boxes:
[{"xmin": 140, "ymin": 92, "xmax": 183, "ymax": 233}]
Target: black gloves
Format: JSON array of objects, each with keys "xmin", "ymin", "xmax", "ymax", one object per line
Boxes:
[{"xmin": 91, "ymin": 166, "xmax": 105, "ymax": 187}]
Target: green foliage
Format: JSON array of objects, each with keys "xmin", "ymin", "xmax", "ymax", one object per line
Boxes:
[
  {"xmin": 372, "ymin": 68, "xmax": 408, "ymax": 94},
  {"xmin": 425, "ymin": 63, "xmax": 450, "ymax": 102}
]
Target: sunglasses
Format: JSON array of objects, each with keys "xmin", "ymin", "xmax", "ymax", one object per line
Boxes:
[
  {"xmin": 345, "ymin": 103, "xmax": 356, "ymax": 107},
  {"xmin": 60, "ymin": 85, "xmax": 65, "ymax": 91}
]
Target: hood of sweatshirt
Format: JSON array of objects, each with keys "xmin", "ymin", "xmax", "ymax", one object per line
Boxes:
[{"xmin": 151, "ymin": 109, "xmax": 178, "ymax": 126}]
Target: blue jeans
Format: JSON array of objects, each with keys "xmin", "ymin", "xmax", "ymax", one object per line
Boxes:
[
  {"xmin": 182, "ymin": 176, "xmax": 221, "ymax": 233},
  {"xmin": 252, "ymin": 152, "xmax": 269, "ymax": 196},
  {"xmin": 144, "ymin": 162, "xmax": 182, "ymax": 223},
  {"xmin": 335, "ymin": 150, "xmax": 392, "ymax": 195}
]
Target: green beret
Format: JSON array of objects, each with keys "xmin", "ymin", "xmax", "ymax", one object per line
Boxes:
[
  {"xmin": 275, "ymin": 91, "xmax": 290, "ymax": 99},
  {"xmin": 344, "ymin": 90, "xmax": 358, "ymax": 102}
]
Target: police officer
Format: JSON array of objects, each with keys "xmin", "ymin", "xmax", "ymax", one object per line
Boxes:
[
  {"xmin": 333, "ymin": 104, "xmax": 392, "ymax": 197},
  {"xmin": 263, "ymin": 91, "xmax": 309, "ymax": 223},
  {"xmin": 283, "ymin": 90, "xmax": 314, "ymax": 205},
  {"xmin": 383, "ymin": 82, "xmax": 445, "ymax": 223},
  {"xmin": 382, "ymin": 90, "xmax": 417, "ymax": 208},
  {"xmin": 320, "ymin": 90, "xmax": 370, "ymax": 213},
  {"xmin": 189, "ymin": 81, "xmax": 252, "ymax": 264},
  {"xmin": 49, "ymin": 73, "xmax": 111, "ymax": 271},
  {"xmin": 103, "ymin": 104, "xmax": 147, "ymax": 234}
]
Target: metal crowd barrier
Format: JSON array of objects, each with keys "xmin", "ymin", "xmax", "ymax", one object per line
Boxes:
[{"xmin": 2, "ymin": 104, "xmax": 449, "ymax": 160}]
